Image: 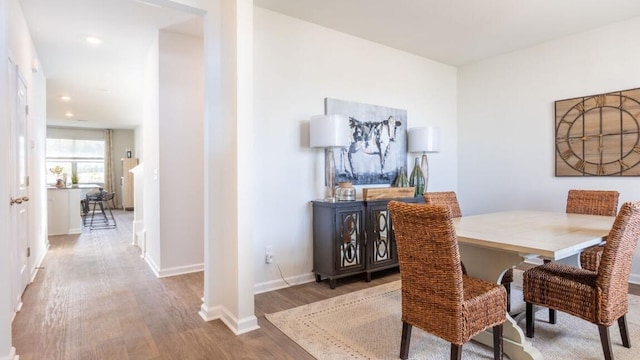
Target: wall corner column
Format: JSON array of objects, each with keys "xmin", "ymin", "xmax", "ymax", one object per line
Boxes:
[{"xmin": 200, "ymin": 0, "xmax": 257, "ymax": 334}]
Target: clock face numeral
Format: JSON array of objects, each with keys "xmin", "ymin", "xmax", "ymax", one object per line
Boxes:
[
  {"xmin": 619, "ymin": 160, "xmax": 630, "ymax": 170},
  {"xmin": 619, "ymin": 96, "xmax": 628, "ymax": 109},
  {"xmin": 560, "ymin": 149, "xmax": 573, "ymax": 160},
  {"xmin": 597, "ymin": 165, "xmax": 605, "ymax": 176},
  {"xmin": 574, "ymin": 160, "xmax": 585, "ymax": 171},
  {"xmin": 594, "ymin": 95, "xmax": 605, "ymax": 107},
  {"xmin": 575, "ymin": 102, "xmax": 585, "ymax": 115},
  {"xmin": 633, "ymin": 147, "xmax": 640, "ymax": 155},
  {"xmin": 558, "ymin": 119, "xmax": 573, "ymax": 126}
]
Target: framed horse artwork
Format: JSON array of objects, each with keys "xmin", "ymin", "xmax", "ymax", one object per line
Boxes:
[{"xmin": 325, "ymin": 98, "xmax": 408, "ymax": 185}]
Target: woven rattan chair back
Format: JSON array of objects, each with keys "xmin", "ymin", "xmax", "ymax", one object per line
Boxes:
[
  {"xmin": 566, "ymin": 190, "xmax": 619, "ymax": 216},
  {"xmin": 389, "ymin": 202, "xmax": 464, "ymax": 326},
  {"xmin": 524, "ymin": 201, "xmax": 640, "ymax": 360},
  {"xmin": 596, "ymin": 201, "xmax": 640, "ymax": 323},
  {"xmin": 424, "ymin": 191, "xmax": 462, "ymax": 218},
  {"xmin": 389, "ymin": 201, "xmax": 506, "ymax": 360},
  {"xmin": 566, "ymin": 190, "xmax": 619, "ymax": 271}
]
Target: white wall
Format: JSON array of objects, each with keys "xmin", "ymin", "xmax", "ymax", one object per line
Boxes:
[
  {"xmin": 458, "ymin": 16, "xmax": 640, "ymax": 279},
  {"xmin": 252, "ymin": 8, "xmax": 458, "ymax": 291},
  {"xmin": 142, "ymin": 36, "xmax": 161, "ymax": 273},
  {"xmin": 157, "ymin": 30, "xmax": 204, "ymax": 274},
  {"xmin": 141, "ymin": 29, "xmax": 205, "ymax": 277}
]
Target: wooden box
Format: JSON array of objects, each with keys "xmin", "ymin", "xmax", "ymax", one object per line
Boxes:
[{"xmin": 362, "ymin": 187, "xmax": 415, "ymax": 201}]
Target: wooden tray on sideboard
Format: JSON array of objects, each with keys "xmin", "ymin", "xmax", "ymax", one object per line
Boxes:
[{"xmin": 362, "ymin": 187, "xmax": 415, "ymax": 201}]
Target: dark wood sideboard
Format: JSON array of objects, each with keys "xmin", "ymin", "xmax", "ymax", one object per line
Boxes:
[{"xmin": 311, "ymin": 197, "xmax": 423, "ymax": 288}]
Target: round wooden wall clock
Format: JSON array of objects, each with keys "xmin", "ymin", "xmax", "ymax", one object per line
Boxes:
[{"xmin": 555, "ymin": 88, "xmax": 640, "ymax": 176}]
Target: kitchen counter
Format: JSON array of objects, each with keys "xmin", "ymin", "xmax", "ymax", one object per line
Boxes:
[{"xmin": 47, "ymin": 188, "xmax": 82, "ymax": 235}]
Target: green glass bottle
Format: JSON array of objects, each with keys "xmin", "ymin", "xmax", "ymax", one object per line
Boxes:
[{"xmin": 409, "ymin": 157, "xmax": 425, "ymax": 197}]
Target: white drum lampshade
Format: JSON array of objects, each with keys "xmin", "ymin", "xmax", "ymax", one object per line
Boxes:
[{"xmin": 310, "ymin": 114, "xmax": 351, "ymax": 201}]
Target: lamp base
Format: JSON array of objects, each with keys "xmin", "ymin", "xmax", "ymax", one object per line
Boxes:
[
  {"xmin": 420, "ymin": 153, "xmax": 429, "ymax": 193},
  {"xmin": 324, "ymin": 148, "xmax": 337, "ymax": 201}
]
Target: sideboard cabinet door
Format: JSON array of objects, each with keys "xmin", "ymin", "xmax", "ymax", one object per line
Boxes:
[
  {"xmin": 312, "ymin": 197, "xmax": 423, "ymax": 288},
  {"xmin": 312, "ymin": 201, "xmax": 366, "ymax": 289}
]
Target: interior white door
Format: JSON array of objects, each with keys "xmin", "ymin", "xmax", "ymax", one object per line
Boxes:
[{"xmin": 9, "ymin": 61, "xmax": 30, "ymax": 311}]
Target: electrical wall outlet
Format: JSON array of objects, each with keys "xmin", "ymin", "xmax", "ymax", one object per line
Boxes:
[{"xmin": 265, "ymin": 245, "xmax": 274, "ymax": 264}]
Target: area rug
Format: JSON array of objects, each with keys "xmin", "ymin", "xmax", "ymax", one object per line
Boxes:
[{"xmin": 265, "ymin": 277, "xmax": 640, "ymax": 359}]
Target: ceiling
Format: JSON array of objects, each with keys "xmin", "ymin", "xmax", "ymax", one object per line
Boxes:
[
  {"xmin": 255, "ymin": 0, "xmax": 640, "ymax": 66},
  {"xmin": 20, "ymin": 0, "xmax": 640, "ymax": 130},
  {"xmin": 20, "ymin": 0, "xmax": 201, "ymax": 130}
]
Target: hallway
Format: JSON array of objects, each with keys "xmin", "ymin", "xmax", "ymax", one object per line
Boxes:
[{"xmin": 11, "ymin": 210, "xmax": 208, "ymax": 359}]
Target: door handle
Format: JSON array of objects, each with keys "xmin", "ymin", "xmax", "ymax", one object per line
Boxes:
[{"xmin": 9, "ymin": 196, "xmax": 29, "ymax": 205}]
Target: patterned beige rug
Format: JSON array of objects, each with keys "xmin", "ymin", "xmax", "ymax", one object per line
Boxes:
[{"xmin": 266, "ymin": 279, "xmax": 640, "ymax": 359}]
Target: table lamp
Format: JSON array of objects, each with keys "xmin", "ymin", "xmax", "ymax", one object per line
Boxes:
[
  {"xmin": 310, "ymin": 114, "xmax": 351, "ymax": 201},
  {"xmin": 408, "ymin": 126, "xmax": 441, "ymax": 193}
]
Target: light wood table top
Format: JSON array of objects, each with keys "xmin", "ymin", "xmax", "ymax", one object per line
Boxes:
[
  {"xmin": 453, "ymin": 210, "xmax": 615, "ymax": 261},
  {"xmin": 451, "ymin": 210, "xmax": 616, "ymax": 360}
]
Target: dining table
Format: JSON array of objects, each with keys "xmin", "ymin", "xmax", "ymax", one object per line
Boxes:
[{"xmin": 452, "ymin": 210, "xmax": 616, "ymax": 360}]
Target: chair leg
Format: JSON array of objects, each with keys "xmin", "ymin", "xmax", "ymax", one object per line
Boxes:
[
  {"xmin": 450, "ymin": 343, "xmax": 462, "ymax": 360},
  {"xmin": 549, "ymin": 308, "xmax": 556, "ymax": 324},
  {"xmin": 618, "ymin": 315, "xmax": 630, "ymax": 348},
  {"xmin": 400, "ymin": 322, "xmax": 412, "ymax": 360},
  {"xmin": 526, "ymin": 302, "xmax": 534, "ymax": 338},
  {"xmin": 493, "ymin": 324, "xmax": 503, "ymax": 360},
  {"xmin": 598, "ymin": 324, "xmax": 614, "ymax": 360},
  {"xmin": 503, "ymin": 283, "xmax": 511, "ymax": 313}
]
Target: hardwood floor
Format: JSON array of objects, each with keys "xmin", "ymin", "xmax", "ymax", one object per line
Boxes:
[
  {"xmin": 11, "ymin": 210, "xmax": 400, "ymax": 359},
  {"xmin": 12, "ymin": 210, "xmax": 640, "ymax": 359}
]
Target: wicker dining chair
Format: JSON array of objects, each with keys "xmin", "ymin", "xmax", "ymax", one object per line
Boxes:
[
  {"xmin": 523, "ymin": 201, "xmax": 640, "ymax": 360},
  {"xmin": 424, "ymin": 191, "xmax": 514, "ymax": 312},
  {"xmin": 566, "ymin": 190, "xmax": 620, "ymax": 272},
  {"xmin": 424, "ymin": 191, "xmax": 462, "ymax": 218},
  {"xmin": 389, "ymin": 201, "xmax": 507, "ymax": 360}
]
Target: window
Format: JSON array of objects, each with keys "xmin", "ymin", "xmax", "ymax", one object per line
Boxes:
[{"xmin": 46, "ymin": 138, "xmax": 105, "ymax": 184}]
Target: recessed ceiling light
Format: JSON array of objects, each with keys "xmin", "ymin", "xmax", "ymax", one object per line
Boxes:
[
  {"xmin": 65, "ymin": 111, "xmax": 74, "ymax": 117},
  {"xmin": 85, "ymin": 36, "xmax": 103, "ymax": 45},
  {"xmin": 60, "ymin": 95, "xmax": 71, "ymax": 101}
]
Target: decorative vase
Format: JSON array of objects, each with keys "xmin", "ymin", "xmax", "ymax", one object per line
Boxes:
[
  {"xmin": 409, "ymin": 157, "xmax": 425, "ymax": 197},
  {"xmin": 393, "ymin": 167, "xmax": 409, "ymax": 187},
  {"xmin": 55, "ymin": 179, "xmax": 65, "ymax": 188}
]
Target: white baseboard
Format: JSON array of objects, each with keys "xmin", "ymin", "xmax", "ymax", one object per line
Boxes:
[
  {"xmin": 143, "ymin": 256, "xmax": 203, "ymax": 278},
  {"xmin": 199, "ymin": 303, "xmax": 259, "ymax": 335},
  {"xmin": 253, "ymin": 271, "xmax": 316, "ymax": 294},
  {"xmin": 629, "ymin": 273, "xmax": 640, "ymax": 285},
  {"xmin": 132, "ymin": 221, "xmax": 144, "ymax": 246},
  {"xmin": 144, "ymin": 255, "xmax": 160, "ymax": 277},
  {"xmin": 157, "ymin": 263, "xmax": 204, "ymax": 278},
  {"xmin": 68, "ymin": 227, "xmax": 82, "ymax": 234}
]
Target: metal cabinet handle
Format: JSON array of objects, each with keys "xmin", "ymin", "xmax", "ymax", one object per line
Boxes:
[{"xmin": 22, "ymin": 196, "xmax": 29, "ymax": 202}]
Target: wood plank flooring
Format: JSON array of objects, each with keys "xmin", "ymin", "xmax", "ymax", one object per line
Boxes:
[
  {"xmin": 12, "ymin": 210, "xmax": 640, "ymax": 359},
  {"xmin": 11, "ymin": 210, "xmax": 400, "ymax": 359}
]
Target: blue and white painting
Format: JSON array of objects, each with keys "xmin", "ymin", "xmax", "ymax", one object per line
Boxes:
[{"xmin": 325, "ymin": 98, "xmax": 407, "ymax": 185}]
